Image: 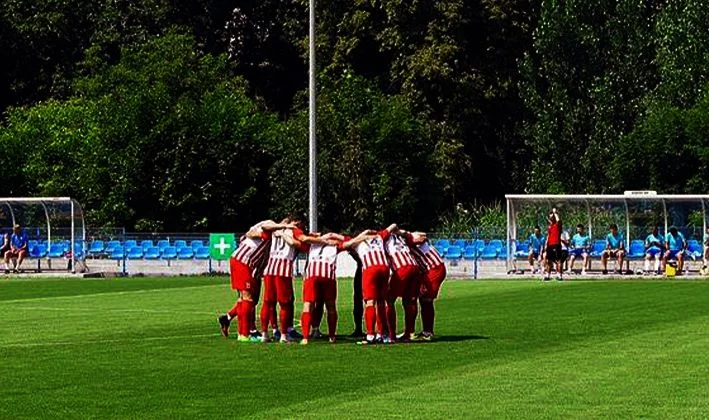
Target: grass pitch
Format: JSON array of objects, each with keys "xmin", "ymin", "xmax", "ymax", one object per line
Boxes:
[{"xmin": 0, "ymin": 276, "xmax": 707, "ymax": 419}]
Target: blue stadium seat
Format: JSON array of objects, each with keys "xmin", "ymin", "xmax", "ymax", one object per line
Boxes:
[
  {"xmin": 28, "ymin": 240, "xmax": 39, "ymax": 250},
  {"xmin": 194, "ymin": 246, "xmax": 210, "ymax": 260},
  {"xmin": 628, "ymin": 240, "xmax": 645, "ymax": 259},
  {"xmin": 105, "ymin": 240, "xmax": 121, "ymax": 254},
  {"xmin": 140, "ymin": 240, "xmax": 154, "ymax": 252},
  {"xmin": 514, "ymin": 240, "xmax": 530, "ymax": 258},
  {"xmin": 445, "ymin": 245, "xmax": 463, "ymax": 259},
  {"xmin": 177, "ymin": 247, "xmax": 194, "ymax": 259},
  {"xmin": 190, "ymin": 240, "xmax": 204, "ymax": 250},
  {"xmin": 489, "ymin": 239, "xmax": 504, "ymax": 253},
  {"xmin": 89, "ymin": 240, "xmax": 105, "ymax": 256},
  {"xmin": 435, "ymin": 239, "xmax": 450, "ymax": 253},
  {"xmin": 144, "ymin": 246, "xmax": 161, "ymax": 260},
  {"xmin": 162, "ymin": 246, "xmax": 178, "ymax": 260},
  {"xmin": 30, "ymin": 244, "xmax": 47, "ymax": 258},
  {"xmin": 47, "ymin": 244, "xmax": 65, "ymax": 258},
  {"xmin": 110, "ymin": 246, "xmax": 125, "ymax": 260},
  {"xmin": 480, "ymin": 245, "xmax": 498, "ymax": 260},
  {"xmin": 123, "ymin": 240, "xmax": 138, "ymax": 250},
  {"xmin": 127, "ymin": 246, "xmax": 144, "ymax": 259},
  {"xmin": 174, "ymin": 240, "xmax": 188, "ymax": 249},
  {"xmin": 590, "ymin": 240, "xmax": 607, "ymax": 258},
  {"xmin": 498, "ymin": 246, "xmax": 508, "ymax": 259},
  {"xmin": 463, "ymin": 245, "xmax": 477, "ymax": 260},
  {"xmin": 157, "ymin": 240, "xmax": 170, "ymax": 251},
  {"xmin": 687, "ymin": 240, "xmax": 703, "ymax": 260},
  {"xmin": 472, "ymin": 239, "xmax": 485, "ymax": 254},
  {"xmin": 453, "ymin": 239, "xmax": 466, "ymax": 249}
]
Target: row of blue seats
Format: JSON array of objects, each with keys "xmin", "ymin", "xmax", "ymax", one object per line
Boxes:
[
  {"xmin": 88, "ymin": 239, "xmax": 207, "ymax": 255},
  {"xmin": 108, "ymin": 245, "xmax": 210, "ymax": 260}
]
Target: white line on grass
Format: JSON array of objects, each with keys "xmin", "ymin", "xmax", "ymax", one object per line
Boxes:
[
  {"xmin": 0, "ymin": 284, "xmax": 222, "ymax": 304},
  {"xmin": 0, "ymin": 333, "xmax": 221, "ymax": 349},
  {"xmin": 6, "ymin": 305, "xmax": 215, "ymax": 316}
]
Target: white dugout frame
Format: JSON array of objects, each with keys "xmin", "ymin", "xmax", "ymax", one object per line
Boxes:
[
  {"xmin": 0, "ymin": 197, "xmax": 86, "ymax": 274},
  {"xmin": 505, "ymin": 194, "xmax": 709, "ymax": 272}
]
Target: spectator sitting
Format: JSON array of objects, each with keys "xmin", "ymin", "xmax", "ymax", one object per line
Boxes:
[
  {"xmin": 663, "ymin": 227, "xmax": 686, "ymax": 274},
  {"xmin": 4, "ymin": 224, "xmax": 29, "ymax": 274},
  {"xmin": 560, "ymin": 230, "xmax": 570, "ymax": 272},
  {"xmin": 528, "ymin": 225, "xmax": 546, "ymax": 273},
  {"xmin": 703, "ymin": 226, "xmax": 709, "ymax": 270},
  {"xmin": 567, "ymin": 223, "xmax": 590, "ymax": 275},
  {"xmin": 601, "ymin": 223, "xmax": 625, "ymax": 275},
  {"xmin": 644, "ymin": 226, "xmax": 664, "ymax": 275},
  {"xmin": 0, "ymin": 230, "xmax": 10, "ymax": 259}
]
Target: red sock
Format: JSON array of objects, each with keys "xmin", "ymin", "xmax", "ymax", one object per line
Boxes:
[
  {"xmin": 301, "ymin": 311, "xmax": 312, "ymax": 339},
  {"xmin": 327, "ymin": 311, "xmax": 338, "ymax": 339},
  {"xmin": 376, "ymin": 302, "xmax": 387, "ymax": 336},
  {"xmin": 279, "ymin": 302, "xmax": 293, "ymax": 334},
  {"xmin": 238, "ymin": 301, "xmax": 252, "ymax": 336},
  {"xmin": 365, "ymin": 306, "xmax": 376, "ymax": 336},
  {"xmin": 421, "ymin": 300, "xmax": 435, "ymax": 333},
  {"xmin": 386, "ymin": 303, "xmax": 397, "ymax": 339},
  {"xmin": 404, "ymin": 302, "xmax": 418, "ymax": 335},
  {"xmin": 260, "ymin": 302, "xmax": 272, "ymax": 333},
  {"xmin": 227, "ymin": 300, "xmax": 241, "ymax": 319},
  {"xmin": 270, "ymin": 304, "xmax": 278, "ymax": 330}
]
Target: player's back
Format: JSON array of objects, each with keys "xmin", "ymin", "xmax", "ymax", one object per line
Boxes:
[{"xmin": 355, "ymin": 235, "xmax": 388, "ymax": 270}]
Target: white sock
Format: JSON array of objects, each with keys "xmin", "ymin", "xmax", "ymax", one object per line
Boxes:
[
  {"xmin": 644, "ymin": 260, "xmax": 650, "ymax": 271},
  {"xmin": 4, "ymin": 262, "xmax": 9, "ymax": 270},
  {"xmin": 366, "ymin": 334, "xmax": 375, "ymax": 341}
]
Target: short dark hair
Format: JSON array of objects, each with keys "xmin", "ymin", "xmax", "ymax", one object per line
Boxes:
[
  {"xmin": 609, "ymin": 223, "xmax": 618, "ymax": 230},
  {"xmin": 576, "ymin": 223, "xmax": 584, "ymax": 229},
  {"xmin": 670, "ymin": 226, "xmax": 678, "ymax": 234},
  {"xmin": 534, "ymin": 225, "xmax": 541, "ymax": 230}
]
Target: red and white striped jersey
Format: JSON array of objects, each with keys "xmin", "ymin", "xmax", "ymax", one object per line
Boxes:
[
  {"xmin": 305, "ymin": 243, "xmax": 340, "ymax": 280},
  {"xmin": 231, "ymin": 222, "xmax": 268, "ymax": 265},
  {"xmin": 263, "ymin": 228, "xmax": 301, "ymax": 277},
  {"xmin": 415, "ymin": 241, "xmax": 444, "ymax": 271},
  {"xmin": 355, "ymin": 230, "xmax": 390, "ymax": 270},
  {"xmin": 385, "ymin": 234, "xmax": 418, "ymax": 270}
]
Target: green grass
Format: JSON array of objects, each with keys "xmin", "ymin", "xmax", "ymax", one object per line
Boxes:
[{"xmin": 1, "ymin": 276, "xmax": 707, "ymax": 419}]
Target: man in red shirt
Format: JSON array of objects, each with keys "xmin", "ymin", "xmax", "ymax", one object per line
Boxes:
[
  {"xmin": 402, "ymin": 231, "xmax": 446, "ymax": 341},
  {"xmin": 544, "ymin": 208, "xmax": 563, "ymax": 281},
  {"xmin": 218, "ymin": 219, "xmax": 294, "ymax": 341},
  {"xmin": 384, "ymin": 231, "xmax": 422, "ymax": 342},
  {"xmin": 343, "ymin": 224, "xmax": 397, "ymax": 345},
  {"xmin": 300, "ymin": 232, "xmax": 349, "ymax": 344}
]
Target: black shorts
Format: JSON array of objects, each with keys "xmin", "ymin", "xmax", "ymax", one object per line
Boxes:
[{"xmin": 546, "ymin": 244, "xmax": 562, "ymax": 262}]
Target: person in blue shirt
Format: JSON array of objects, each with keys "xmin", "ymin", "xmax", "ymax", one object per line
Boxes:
[
  {"xmin": 703, "ymin": 226, "xmax": 709, "ymax": 270},
  {"xmin": 4, "ymin": 224, "xmax": 29, "ymax": 273},
  {"xmin": 663, "ymin": 226, "xmax": 687, "ymax": 274},
  {"xmin": 527, "ymin": 226, "xmax": 545, "ymax": 273},
  {"xmin": 567, "ymin": 223, "xmax": 590, "ymax": 274},
  {"xmin": 644, "ymin": 226, "xmax": 664, "ymax": 274},
  {"xmin": 601, "ymin": 223, "xmax": 625, "ymax": 275}
]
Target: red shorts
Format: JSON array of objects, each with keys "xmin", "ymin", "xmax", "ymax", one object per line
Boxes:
[
  {"xmin": 388, "ymin": 265, "xmax": 422, "ymax": 299},
  {"xmin": 420, "ymin": 264, "xmax": 446, "ymax": 299},
  {"xmin": 303, "ymin": 276, "xmax": 337, "ymax": 303},
  {"xmin": 362, "ymin": 266, "xmax": 390, "ymax": 301},
  {"xmin": 229, "ymin": 258, "xmax": 252, "ymax": 291},
  {"xmin": 5, "ymin": 249, "xmax": 27, "ymax": 259},
  {"xmin": 262, "ymin": 275, "xmax": 294, "ymax": 303}
]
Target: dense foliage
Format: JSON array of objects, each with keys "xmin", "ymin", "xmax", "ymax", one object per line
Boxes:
[{"xmin": 0, "ymin": 0, "xmax": 707, "ymax": 231}]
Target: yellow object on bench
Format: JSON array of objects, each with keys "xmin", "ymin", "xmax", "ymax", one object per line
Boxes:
[{"xmin": 665, "ymin": 263, "xmax": 677, "ymax": 277}]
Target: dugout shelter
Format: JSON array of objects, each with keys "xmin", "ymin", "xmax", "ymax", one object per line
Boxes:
[
  {"xmin": 0, "ymin": 197, "xmax": 86, "ymax": 273},
  {"xmin": 505, "ymin": 192, "xmax": 709, "ymax": 272}
]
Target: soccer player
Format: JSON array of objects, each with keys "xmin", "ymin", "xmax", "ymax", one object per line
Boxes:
[
  {"xmin": 300, "ymin": 232, "xmax": 348, "ymax": 344},
  {"xmin": 663, "ymin": 227, "xmax": 687, "ymax": 274},
  {"xmin": 601, "ymin": 224, "xmax": 625, "ymax": 275},
  {"xmin": 567, "ymin": 223, "xmax": 590, "ymax": 275},
  {"xmin": 342, "ymin": 225, "xmax": 397, "ymax": 345},
  {"xmin": 261, "ymin": 220, "xmax": 335, "ymax": 343},
  {"xmin": 543, "ymin": 209, "xmax": 562, "ymax": 281},
  {"xmin": 4, "ymin": 224, "xmax": 28, "ymax": 273},
  {"xmin": 384, "ymin": 231, "xmax": 421, "ymax": 342},
  {"xmin": 402, "ymin": 230, "xmax": 446, "ymax": 341},
  {"xmin": 644, "ymin": 226, "xmax": 664, "ymax": 275},
  {"xmin": 218, "ymin": 219, "xmax": 293, "ymax": 341},
  {"xmin": 528, "ymin": 226, "xmax": 545, "ymax": 273}
]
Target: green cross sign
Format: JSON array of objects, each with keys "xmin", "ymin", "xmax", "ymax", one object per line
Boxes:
[{"xmin": 209, "ymin": 233, "xmax": 236, "ymax": 260}]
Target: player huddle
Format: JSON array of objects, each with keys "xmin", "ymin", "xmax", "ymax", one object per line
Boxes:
[{"xmin": 217, "ymin": 217, "xmax": 446, "ymax": 345}]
